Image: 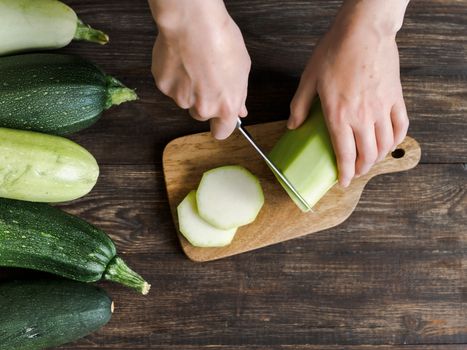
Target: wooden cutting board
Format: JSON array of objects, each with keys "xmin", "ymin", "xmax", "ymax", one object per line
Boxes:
[{"xmin": 163, "ymin": 121, "xmax": 421, "ymax": 262}]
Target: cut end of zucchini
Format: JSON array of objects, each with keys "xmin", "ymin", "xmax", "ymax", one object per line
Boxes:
[
  {"xmin": 103, "ymin": 256, "xmax": 150, "ymax": 295},
  {"xmin": 111, "ymin": 301, "xmax": 115, "ymax": 313},
  {"xmin": 105, "ymin": 76, "xmax": 138, "ymax": 109},
  {"xmin": 74, "ymin": 19, "xmax": 109, "ymax": 45},
  {"xmin": 196, "ymin": 165, "xmax": 264, "ymax": 230},
  {"xmin": 178, "ymin": 191, "xmax": 237, "ymax": 247},
  {"xmin": 269, "ymin": 101, "xmax": 338, "ymax": 212},
  {"xmin": 142, "ymin": 282, "xmax": 151, "ymax": 296}
]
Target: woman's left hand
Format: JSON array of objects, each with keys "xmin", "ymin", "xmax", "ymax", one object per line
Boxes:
[{"xmin": 288, "ymin": 0, "xmax": 410, "ymax": 187}]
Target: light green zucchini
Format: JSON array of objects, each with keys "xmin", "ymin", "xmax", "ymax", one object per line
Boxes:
[
  {"xmin": 0, "ymin": 127, "xmax": 99, "ymax": 203},
  {"xmin": 0, "ymin": 0, "xmax": 108, "ymax": 56}
]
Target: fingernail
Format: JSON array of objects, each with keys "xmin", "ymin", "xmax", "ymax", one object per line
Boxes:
[{"xmin": 287, "ymin": 118, "xmax": 296, "ymax": 129}]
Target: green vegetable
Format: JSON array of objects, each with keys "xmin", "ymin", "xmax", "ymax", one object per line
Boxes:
[
  {"xmin": 0, "ymin": 198, "xmax": 151, "ymax": 295},
  {"xmin": 0, "ymin": 53, "xmax": 137, "ymax": 135},
  {"xmin": 0, "ymin": 0, "xmax": 108, "ymax": 56},
  {"xmin": 269, "ymin": 101, "xmax": 338, "ymax": 212},
  {"xmin": 196, "ymin": 165, "xmax": 264, "ymax": 230},
  {"xmin": 0, "ymin": 279, "xmax": 113, "ymax": 350},
  {"xmin": 0, "ymin": 127, "xmax": 99, "ymax": 203},
  {"xmin": 178, "ymin": 191, "xmax": 237, "ymax": 247}
]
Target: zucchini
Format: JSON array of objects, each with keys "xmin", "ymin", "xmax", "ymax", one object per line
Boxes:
[
  {"xmin": 196, "ymin": 165, "xmax": 264, "ymax": 230},
  {"xmin": 0, "ymin": 0, "xmax": 108, "ymax": 56},
  {"xmin": 0, "ymin": 53, "xmax": 138, "ymax": 135},
  {"xmin": 178, "ymin": 190, "xmax": 238, "ymax": 247},
  {"xmin": 269, "ymin": 101, "xmax": 338, "ymax": 212},
  {"xmin": 0, "ymin": 279, "xmax": 113, "ymax": 350},
  {"xmin": 0, "ymin": 198, "xmax": 151, "ymax": 295},
  {"xmin": 0, "ymin": 127, "xmax": 99, "ymax": 203}
]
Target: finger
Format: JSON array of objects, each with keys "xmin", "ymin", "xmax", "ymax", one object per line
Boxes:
[
  {"xmin": 354, "ymin": 124, "xmax": 378, "ymax": 176},
  {"xmin": 288, "ymin": 70, "xmax": 317, "ymax": 129},
  {"xmin": 239, "ymin": 87, "xmax": 248, "ymax": 118},
  {"xmin": 189, "ymin": 108, "xmax": 210, "ymax": 122},
  {"xmin": 168, "ymin": 79, "xmax": 193, "ymax": 110},
  {"xmin": 154, "ymin": 75, "xmax": 176, "ymax": 97},
  {"xmin": 210, "ymin": 117, "xmax": 237, "ymax": 140},
  {"xmin": 217, "ymin": 101, "xmax": 240, "ymax": 130},
  {"xmin": 239, "ymin": 104, "xmax": 248, "ymax": 118},
  {"xmin": 325, "ymin": 111, "xmax": 356, "ymax": 187},
  {"xmin": 391, "ymin": 98, "xmax": 409, "ymax": 149},
  {"xmin": 375, "ymin": 117, "xmax": 394, "ymax": 162}
]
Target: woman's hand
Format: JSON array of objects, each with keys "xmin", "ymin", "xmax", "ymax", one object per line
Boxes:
[
  {"xmin": 288, "ymin": 0, "xmax": 410, "ymax": 187},
  {"xmin": 149, "ymin": 0, "xmax": 251, "ymax": 140}
]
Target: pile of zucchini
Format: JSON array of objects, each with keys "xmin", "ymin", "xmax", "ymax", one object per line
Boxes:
[{"xmin": 0, "ymin": 1, "xmax": 147, "ymax": 349}]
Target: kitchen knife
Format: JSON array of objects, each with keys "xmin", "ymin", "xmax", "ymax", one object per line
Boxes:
[{"xmin": 236, "ymin": 118, "xmax": 311, "ymax": 212}]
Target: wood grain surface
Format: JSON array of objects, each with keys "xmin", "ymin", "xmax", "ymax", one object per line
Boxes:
[
  {"xmin": 163, "ymin": 123, "xmax": 421, "ymax": 261},
  {"xmin": 0, "ymin": 0, "xmax": 466, "ymax": 349}
]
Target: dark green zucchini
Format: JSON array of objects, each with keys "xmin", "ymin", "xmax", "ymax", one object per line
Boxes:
[
  {"xmin": 0, "ymin": 278, "xmax": 113, "ymax": 350},
  {"xmin": 0, "ymin": 53, "xmax": 137, "ymax": 134},
  {"xmin": 0, "ymin": 198, "xmax": 150, "ymax": 294}
]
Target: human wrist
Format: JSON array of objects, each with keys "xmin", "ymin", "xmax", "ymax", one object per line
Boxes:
[
  {"xmin": 148, "ymin": 0, "xmax": 229, "ymax": 35},
  {"xmin": 338, "ymin": 0, "xmax": 409, "ymax": 38}
]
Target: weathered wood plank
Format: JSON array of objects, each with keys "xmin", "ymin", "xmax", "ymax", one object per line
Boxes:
[
  {"xmin": 52, "ymin": 248, "xmax": 466, "ymax": 346},
  {"xmin": 62, "ymin": 0, "xmax": 467, "ymax": 72}
]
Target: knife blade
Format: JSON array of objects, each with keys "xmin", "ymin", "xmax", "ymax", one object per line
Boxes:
[{"xmin": 236, "ymin": 118, "xmax": 312, "ymax": 212}]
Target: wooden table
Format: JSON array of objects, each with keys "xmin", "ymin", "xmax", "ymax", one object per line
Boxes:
[{"xmin": 3, "ymin": 1, "xmax": 466, "ymax": 349}]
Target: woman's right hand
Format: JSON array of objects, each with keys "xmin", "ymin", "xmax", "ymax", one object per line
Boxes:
[{"xmin": 149, "ymin": 0, "xmax": 251, "ymax": 140}]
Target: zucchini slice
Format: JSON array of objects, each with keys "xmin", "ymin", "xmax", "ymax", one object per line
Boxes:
[
  {"xmin": 178, "ymin": 191, "xmax": 237, "ymax": 247},
  {"xmin": 196, "ymin": 166, "xmax": 264, "ymax": 230}
]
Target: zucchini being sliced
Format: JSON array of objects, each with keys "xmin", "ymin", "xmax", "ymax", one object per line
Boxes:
[{"xmin": 269, "ymin": 101, "xmax": 338, "ymax": 212}]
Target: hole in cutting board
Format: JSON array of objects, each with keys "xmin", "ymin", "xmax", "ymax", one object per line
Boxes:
[{"xmin": 391, "ymin": 148, "xmax": 405, "ymax": 159}]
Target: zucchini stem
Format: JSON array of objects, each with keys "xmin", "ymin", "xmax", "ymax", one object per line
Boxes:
[
  {"xmin": 105, "ymin": 76, "xmax": 138, "ymax": 109},
  {"xmin": 103, "ymin": 256, "xmax": 151, "ymax": 295},
  {"xmin": 74, "ymin": 19, "xmax": 109, "ymax": 45}
]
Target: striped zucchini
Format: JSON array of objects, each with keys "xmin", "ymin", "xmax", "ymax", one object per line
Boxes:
[
  {"xmin": 0, "ymin": 279, "xmax": 113, "ymax": 350},
  {"xmin": 0, "ymin": 198, "xmax": 151, "ymax": 295},
  {"xmin": 0, "ymin": 53, "xmax": 137, "ymax": 135}
]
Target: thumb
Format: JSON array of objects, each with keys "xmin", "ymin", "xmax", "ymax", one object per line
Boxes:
[
  {"xmin": 210, "ymin": 117, "xmax": 237, "ymax": 140},
  {"xmin": 288, "ymin": 70, "xmax": 317, "ymax": 129}
]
